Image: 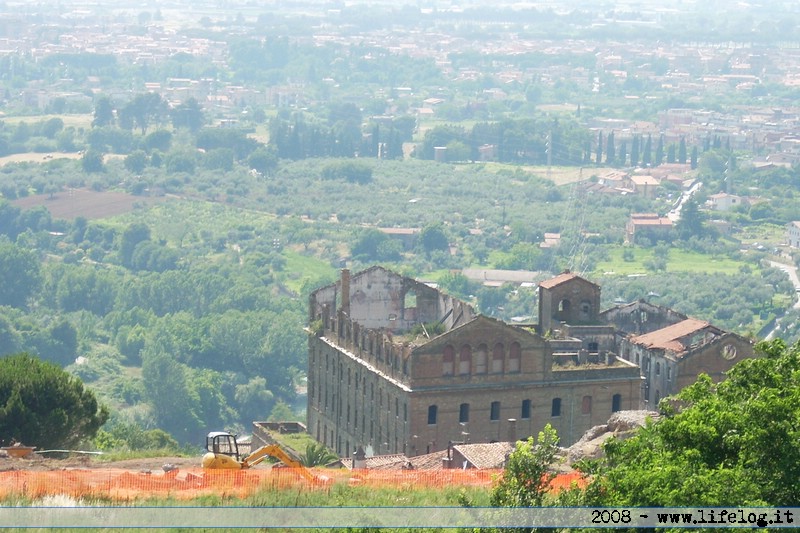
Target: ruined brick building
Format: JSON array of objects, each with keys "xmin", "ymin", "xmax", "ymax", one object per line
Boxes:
[
  {"xmin": 600, "ymin": 301, "xmax": 754, "ymax": 406},
  {"xmin": 306, "ymin": 267, "xmax": 755, "ymax": 458},
  {"xmin": 307, "ymin": 267, "xmax": 642, "ymax": 458}
]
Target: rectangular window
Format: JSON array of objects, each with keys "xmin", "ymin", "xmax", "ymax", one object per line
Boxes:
[
  {"xmin": 427, "ymin": 405, "xmax": 437, "ymax": 425},
  {"xmin": 521, "ymin": 399, "xmax": 531, "ymax": 420},
  {"xmin": 490, "ymin": 401, "xmax": 501, "ymax": 421},
  {"xmin": 551, "ymin": 398, "xmax": 562, "ymax": 417},
  {"xmin": 581, "ymin": 395, "xmax": 592, "ymax": 415},
  {"xmin": 612, "ymin": 394, "xmax": 622, "ymax": 413},
  {"xmin": 459, "ymin": 403, "xmax": 470, "ymax": 423}
]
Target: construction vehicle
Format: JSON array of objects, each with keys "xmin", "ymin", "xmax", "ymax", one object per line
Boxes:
[{"xmin": 201, "ymin": 431, "xmax": 316, "ymax": 482}]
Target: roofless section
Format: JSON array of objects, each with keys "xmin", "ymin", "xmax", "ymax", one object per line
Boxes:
[{"xmin": 309, "ymin": 266, "xmax": 475, "ymax": 335}]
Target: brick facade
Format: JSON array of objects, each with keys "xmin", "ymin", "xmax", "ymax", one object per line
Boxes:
[
  {"xmin": 308, "ymin": 267, "xmax": 641, "ymax": 458},
  {"xmin": 307, "ymin": 267, "xmax": 755, "ymax": 458}
]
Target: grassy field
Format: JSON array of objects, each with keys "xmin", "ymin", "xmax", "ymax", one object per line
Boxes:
[
  {"xmin": 481, "ymin": 162, "xmax": 614, "ymax": 186},
  {"xmin": 593, "ymin": 247, "xmax": 749, "ymax": 276},
  {"xmin": 0, "ymin": 113, "xmax": 93, "ymax": 129},
  {"xmin": 282, "ymin": 250, "xmax": 337, "ymax": 294}
]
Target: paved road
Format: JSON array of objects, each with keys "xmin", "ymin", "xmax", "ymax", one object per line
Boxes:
[
  {"xmin": 765, "ymin": 260, "xmax": 800, "ymax": 340},
  {"xmin": 667, "ymin": 180, "xmax": 702, "ymax": 222}
]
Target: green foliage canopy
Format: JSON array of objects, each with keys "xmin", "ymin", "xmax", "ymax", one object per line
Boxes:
[
  {"xmin": 586, "ymin": 339, "xmax": 800, "ymax": 506},
  {"xmin": 490, "ymin": 424, "xmax": 559, "ymax": 508},
  {"xmin": 0, "ymin": 353, "xmax": 109, "ymax": 449}
]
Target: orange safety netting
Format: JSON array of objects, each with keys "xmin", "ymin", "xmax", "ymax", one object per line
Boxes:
[{"xmin": 0, "ymin": 468, "xmax": 586, "ymax": 502}]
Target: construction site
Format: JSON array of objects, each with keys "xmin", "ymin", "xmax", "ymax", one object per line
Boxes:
[{"xmin": 0, "ymin": 416, "xmax": 650, "ymax": 504}]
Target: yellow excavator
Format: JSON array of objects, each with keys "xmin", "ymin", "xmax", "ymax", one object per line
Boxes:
[{"xmin": 201, "ymin": 431, "xmax": 316, "ymax": 483}]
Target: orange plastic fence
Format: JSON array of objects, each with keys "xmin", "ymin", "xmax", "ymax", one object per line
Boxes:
[{"xmin": 0, "ymin": 468, "xmax": 585, "ymax": 502}]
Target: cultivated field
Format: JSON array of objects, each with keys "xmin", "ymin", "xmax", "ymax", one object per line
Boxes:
[{"xmin": 12, "ymin": 188, "xmax": 171, "ymax": 220}]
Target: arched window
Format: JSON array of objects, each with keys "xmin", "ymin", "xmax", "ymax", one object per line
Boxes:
[
  {"xmin": 508, "ymin": 342, "xmax": 521, "ymax": 373},
  {"xmin": 558, "ymin": 299, "xmax": 571, "ymax": 312},
  {"xmin": 459, "ymin": 345, "xmax": 472, "ymax": 375},
  {"xmin": 475, "ymin": 344, "xmax": 488, "ymax": 374},
  {"xmin": 443, "ymin": 345, "xmax": 455, "ymax": 376},
  {"xmin": 492, "ymin": 343, "xmax": 504, "ymax": 373}
]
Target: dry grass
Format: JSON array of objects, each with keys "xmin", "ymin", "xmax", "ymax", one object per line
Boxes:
[
  {"xmin": 0, "ymin": 113, "xmax": 93, "ymax": 129},
  {"xmin": 0, "ymin": 152, "xmax": 83, "ymax": 166}
]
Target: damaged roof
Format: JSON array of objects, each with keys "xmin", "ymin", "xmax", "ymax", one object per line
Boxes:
[{"xmin": 629, "ymin": 318, "xmax": 715, "ymax": 353}]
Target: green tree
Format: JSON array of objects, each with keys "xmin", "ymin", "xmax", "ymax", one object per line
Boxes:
[
  {"xmin": 605, "ymin": 131, "xmax": 615, "ymax": 165},
  {"xmin": 119, "ymin": 92, "xmax": 168, "ymax": 134},
  {"xmin": 171, "ymin": 97, "xmax": 205, "ymax": 132},
  {"xmin": 676, "ymin": 197, "xmax": 705, "ymax": 239},
  {"xmin": 0, "ymin": 353, "xmax": 109, "ymax": 449},
  {"xmin": 124, "ymin": 150, "xmax": 148, "ymax": 174},
  {"xmin": 586, "ymin": 338, "xmax": 800, "ymax": 506},
  {"xmin": 141, "ymin": 347, "xmax": 202, "ymax": 444},
  {"xmin": 81, "ymin": 149, "xmax": 105, "ymax": 173},
  {"xmin": 490, "ymin": 424, "xmax": 559, "ymax": 507},
  {"xmin": 655, "ymin": 134, "xmax": 664, "ymax": 166},
  {"xmin": 143, "ymin": 130, "xmax": 172, "ymax": 153},
  {"xmin": 0, "ymin": 239, "xmax": 41, "ymax": 308},
  {"xmin": 119, "ymin": 223, "xmax": 151, "ymax": 267},
  {"xmin": 234, "ymin": 376, "xmax": 275, "ymax": 424},
  {"xmin": 418, "ymin": 223, "xmax": 449, "ymax": 255},
  {"xmin": 678, "ymin": 137, "xmax": 687, "ymax": 164},
  {"xmin": 351, "ymin": 228, "xmax": 390, "ymax": 261},
  {"xmin": 247, "ymin": 147, "xmax": 278, "ymax": 176},
  {"xmin": 92, "ymin": 96, "xmax": 115, "ymax": 128}
]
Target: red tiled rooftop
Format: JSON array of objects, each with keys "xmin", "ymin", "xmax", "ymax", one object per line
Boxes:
[
  {"xmin": 630, "ymin": 318, "xmax": 711, "ymax": 352},
  {"xmin": 453, "ymin": 442, "xmax": 515, "ymax": 469},
  {"xmin": 539, "ymin": 271, "xmax": 578, "ymax": 289}
]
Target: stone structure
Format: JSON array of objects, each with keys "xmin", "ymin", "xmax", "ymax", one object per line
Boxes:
[
  {"xmin": 307, "ymin": 267, "xmax": 642, "ymax": 458},
  {"xmin": 617, "ymin": 318, "xmax": 754, "ymax": 406},
  {"xmin": 787, "ymin": 221, "xmax": 800, "ymax": 248},
  {"xmin": 307, "ymin": 267, "xmax": 755, "ymax": 458}
]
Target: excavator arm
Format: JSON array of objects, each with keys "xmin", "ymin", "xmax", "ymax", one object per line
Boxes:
[{"xmin": 242, "ymin": 444, "xmax": 316, "ymax": 482}]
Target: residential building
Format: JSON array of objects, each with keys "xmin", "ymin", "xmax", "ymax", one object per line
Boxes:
[
  {"xmin": 707, "ymin": 192, "xmax": 746, "ymax": 211},
  {"xmin": 625, "ymin": 213, "xmax": 673, "ymax": 243},
  {"xmin": 787, "ymin": 221, "xmax": 800, "ymax": 248}
]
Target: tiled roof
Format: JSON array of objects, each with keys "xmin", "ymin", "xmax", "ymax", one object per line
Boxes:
[
  {"xmin": 539, "ymin": 271, "xmax": 599, "ymax": 290},
  {"xmin": 342, "ymin": 453, "xmax": 408, "ymax": 470},
  {"xmin": 453, "ymin": 442, "xmax": 515, "ymax": 469},
  {"xmin": 539, "ymin": 271, "xmax": 577, "ymax": 289},
  {"xmin": 629, "ymin": 318, "xmax": 710, "ymax": 353},
  {"xmin": 410, "ymin": 450, "xmax": 449, "ymax": 470}
]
